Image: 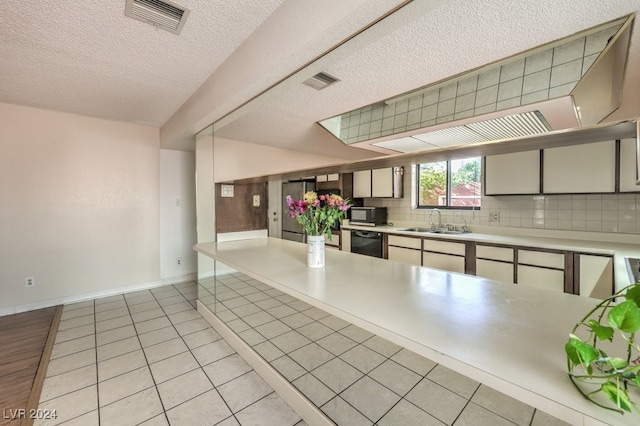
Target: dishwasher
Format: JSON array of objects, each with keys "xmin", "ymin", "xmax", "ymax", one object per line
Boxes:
[{"xmin": 350, "ymin": 230, "xmax": 384, "ymax": 258}]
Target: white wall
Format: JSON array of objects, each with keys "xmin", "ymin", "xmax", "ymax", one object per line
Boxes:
[
  {"xmin": 160, "ymin": 149, "xmax": 197, "ymax": 279},
  {"xmin": 213, "ymin": 136, "xmax": 348, "ymax": 183},
  {"xmin": 0, "ymin": 103, "xmax": 161, "ymax": 313}
]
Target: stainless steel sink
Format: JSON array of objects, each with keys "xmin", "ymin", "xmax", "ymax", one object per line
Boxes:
[
  {"xmin": 398, "ymin": 227, "xmax": 432, "ymax": 233},
  {"xmin": 429, "ymin": 229, "xmax": 465, "ymax": 235},
  {"xmin": 625, "ymin": 257, "xmax": 640, "ymax": 283},
  {"xmin": 398, "ymin": 227, "xmax": 468, "ymax": 234}
]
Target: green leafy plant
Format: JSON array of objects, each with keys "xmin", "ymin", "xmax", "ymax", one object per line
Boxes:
[{"xmin": 566, "ymin": 283, "xmax": 640, "ymax": 414}]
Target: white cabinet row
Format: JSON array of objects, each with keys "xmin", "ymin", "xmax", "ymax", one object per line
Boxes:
[
  {"xmin": 383, "ymin": 234, "xmax": 614, "ymax": 298},
  {"xmin": 484, "ymin": 138, "xmax": 638, "ymax": 195},
  {"xmin": 388, "ymin": 235, "xmax": 466, "ymax": 274},
  {"xmin": 316, "ymin": 173, "xmax": 340, "ymax": 182},
  {"xmin": 353, "ymin": 167, "xmax": 403, "ymax": 198}
]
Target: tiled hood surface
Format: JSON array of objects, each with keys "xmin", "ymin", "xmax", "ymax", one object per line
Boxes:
[{"xmin": 320, "ymin": 15, "xmax": 634, "ymax": 154}]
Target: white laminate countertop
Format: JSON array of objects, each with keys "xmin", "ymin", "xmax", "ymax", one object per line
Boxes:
[
  {"xmin": 195, "ymin": 237, "xmax": 638, "ymax": 425},
  {"xmin": 342, "ymin": 222, "xmax": 640, "ymax": 292}
]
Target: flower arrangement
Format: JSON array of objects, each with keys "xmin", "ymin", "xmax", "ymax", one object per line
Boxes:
[{"xmin": 286, "ymin": 191, "xmax": 351, "ymax": 240}]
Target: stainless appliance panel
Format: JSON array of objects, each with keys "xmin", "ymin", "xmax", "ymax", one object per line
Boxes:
[{"xmin": 282, "ymin": 181, "xmax": 315, "ymax": 241}]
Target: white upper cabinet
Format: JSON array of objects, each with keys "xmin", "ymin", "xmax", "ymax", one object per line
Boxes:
[
  {"xmin": 353, "ymin": 167, "xmax": 403, "ymax": 198},
  {"xmin": 372, "ymin": 167, "xmax": 394, "ymax": 197},
  {"xmin": 619, "ymin": 138, "xmax": 639, "ymax": 192},
  {"xmin": 485, "ymin": 150, "xmax": 540, "ymax": 195},
  {"xmin": 353, "ymin": 170, "xmax": 372, "ymax": 198},
  {"xmin": 543, "ymin": 140, "xmax": 616, "ymax": 194}
]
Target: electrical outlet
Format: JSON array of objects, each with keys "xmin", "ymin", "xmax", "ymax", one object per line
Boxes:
[
  {"xmin": 176, "ymin": 258, "xmax": 182, "ymax": 266},
  {"xmin": 489, "ymin": 212, "xmax": 500, "ymax": 223},
  {"xmin": 25, "ymin": 276, "xmax": 35, "ymax": 288}
]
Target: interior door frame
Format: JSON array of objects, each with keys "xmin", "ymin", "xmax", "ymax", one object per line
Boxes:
[{"xmin": 268, "ymin": 180, "xmax": 282, "ymax": 238}]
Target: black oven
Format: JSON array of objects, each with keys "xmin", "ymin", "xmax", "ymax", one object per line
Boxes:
[{"xmin": 351, "ymin": 230, "xmax": 384, "ymax": 258}]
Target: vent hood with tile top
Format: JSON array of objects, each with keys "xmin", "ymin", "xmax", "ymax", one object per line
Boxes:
[{"xmin": 319, "ymin": 15, "xmax": 634, "ymax": 154}]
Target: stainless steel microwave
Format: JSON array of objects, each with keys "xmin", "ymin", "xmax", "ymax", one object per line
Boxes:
[{"xmin": 350, "ymin": 207, "xmax": 387, "ymax": 226}]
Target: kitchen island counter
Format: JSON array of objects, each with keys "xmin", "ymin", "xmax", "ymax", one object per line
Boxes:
[{"xmin": 195, "ymin": 237, "xmax": 637, "ymax": 425}]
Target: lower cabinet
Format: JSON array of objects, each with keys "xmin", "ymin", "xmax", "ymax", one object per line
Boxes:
[
  {"xmin": 389, "ymin": 246, "xmax": 422, "ymax": 265},
  {"xmin": 423, "ymin": 252, "xmax": 465, "ymax": 273},
  {"xmin": 476, "ymin": 259, "xmax": 514, "ymax": 283},
  {"xmin": 517, "ymin": 265, "xmax": 565, "ymax": 292},
  {"xmin": 577, "ymin": 254, "xmax": 614, "ymax": 299},
  {"xmin": 326, "ymin": 232, "xmax": 341, "ymax": 250},
  {"xmin": 516, "ymin": 250, "xmax": 566, "ymax": 293},
  {"xmin": 475, "ymin": 245, "xmax": 515, "ymax": 283},
  {"xmin": 341, "ymin": 230, "xmax": 351, "ymax": 252},
  {"xmin": 388, "ymin": 235, "xmax": 422, "ymax": 265},
  {"xmin": 422, "ymin": 240, "xmax": 466, "ymax": 273}
]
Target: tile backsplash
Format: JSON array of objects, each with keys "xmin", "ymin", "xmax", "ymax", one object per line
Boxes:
[{"xmin": 364, "ymin": 164, "xmax": 640, "ymax": 234}]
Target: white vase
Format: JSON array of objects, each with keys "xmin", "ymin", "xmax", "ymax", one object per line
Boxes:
[{"xmin": 307, "ymin": 235, "xmax": 325, "ymax": 268}]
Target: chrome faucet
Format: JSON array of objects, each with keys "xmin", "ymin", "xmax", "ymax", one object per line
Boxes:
[
  {"xmin": 455, "ymin": 212, "xmax": 469, "ymax": 232},
  {"xmin": 429, "ymin": 208, "xmax": 442, "ymax": 229}
]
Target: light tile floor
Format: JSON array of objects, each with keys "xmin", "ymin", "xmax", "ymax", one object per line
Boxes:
[
  {"xmin": 199, "ymin": 273, "xmax": 573, "ymax": 426},
  {"xmin": 35, "ymin": 281, "xmax": 303, "ymax": 426},
  {"xmin": 35, "ymin": 278, "xmax": 572, "ymax": 426}
]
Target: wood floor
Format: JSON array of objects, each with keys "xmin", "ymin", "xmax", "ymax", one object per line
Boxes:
[{"xmin": 0, "ymin": 307, "xmax": 58, "ymax": 426}]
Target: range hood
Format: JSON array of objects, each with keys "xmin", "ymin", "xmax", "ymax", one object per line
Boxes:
[{"xmin": 319, "ymin": 14, "xmax": 634, "ymax": 154}]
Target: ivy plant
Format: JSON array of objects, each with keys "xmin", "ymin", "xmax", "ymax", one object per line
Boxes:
[{"xmin": 566, "ymin": 283, "xmax": 640, "ymax": 414}]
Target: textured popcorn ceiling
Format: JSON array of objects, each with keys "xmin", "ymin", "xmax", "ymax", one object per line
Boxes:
[
  {"xmin": 0, "ymin": 0, "xmax": 286, "ymax": 126},
  {"xmin": 0, "ymin": 0, "xmax": 638, "ymax": 157}
]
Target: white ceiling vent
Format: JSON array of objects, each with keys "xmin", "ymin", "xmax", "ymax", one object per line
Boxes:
[
  {"xmin": 125, "ymin": 0, "xmax": 190, "ymax": 35},
  {"xmin": 303, "ymin": 72, "xmax": 340, "ymax": 90}
]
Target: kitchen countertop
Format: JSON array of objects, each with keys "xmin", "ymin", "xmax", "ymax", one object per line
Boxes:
[
  {"xmin": 342, "ymin": 222, "xmax": 640, "ymax": 292},
  {"xmin": 195, "ymin": 237, "xmax": 639, "ymax": 425}
]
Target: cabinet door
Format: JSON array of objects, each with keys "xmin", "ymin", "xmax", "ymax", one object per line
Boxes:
[
  {"xmin": 517, "ymin": 265, "xmax": 564, "ymax": 292},
  {"xmin": 388, "ymin": 235, "xmax": 422, "ymax": 250},
  {"xmin": 579, "ymin": 254, "xmax": 613, "ymax": 299},
  {"xmin": 485, "ymin": 150, "xmax": 540, "ymax": 195},
  {"xmin": 372, "ymin": 167, "xmax": 393, "ymax": 197},
  {"xmin": 341, "ymin": 230, "xmax": 351, "ymax": 252},
  {"xmin": 422, "ymin": 252, "xmax": 465, "ymax": 273},
  {"xmin": 476, "ymin": 259, "xmax": 514, "ymax": 284},
  {"xmin": 316, "ymin": 175, "xmax": 328, "ymax": 182},
  {"xmin": 388, "ymin": 247, "xmax": 422, "ymax": 265},
  {"xmin": 353, "ymin": 170, "xmax": 372, "ymax": 198},
  {"xmin": 619, "ymin": 138, "xmax": 639, "ymax": 192},
  {"xmin": 327, "ymin": 173, "xmax": 340, "ymax": 182},
  {"xmin": 543, "ymin": 141, "xmax": 616, "ymax": 193}
]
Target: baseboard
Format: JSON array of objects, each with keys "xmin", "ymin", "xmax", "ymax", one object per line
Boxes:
[
  {"xmin": 0, "ymin": 273, "xmax": 198, "ymax": 317},
  {"xmin": 197, "ymin": 300, "xmax": 333, "ymax": 426}
]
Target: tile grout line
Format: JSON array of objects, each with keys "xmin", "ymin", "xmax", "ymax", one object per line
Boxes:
[
  {"xmin": 223, "ymin": 275, "xmax": 391, "ymax": 424},
  {"xmin": 217, "ymin": 272, "xmax": 491, "ymax": 426},
  {"xmin": 122, "ymin": 289, "xmax": 171, "ymax": 426},
  {"xmin": 93, "ymin": 298, "xmax": 101, "ymax": 426},
  {"xmin": 147, "ymin": 283, "xmax": 242, "ymax": 426}
]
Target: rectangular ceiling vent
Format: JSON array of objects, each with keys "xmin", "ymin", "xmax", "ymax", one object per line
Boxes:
[
  {"xmin": 303, "ymin": 72, "xmax": 340, "ymax": 90},
  {"xmin": 125, "ymin": 0, "xmax": 190, "ymax": 35}
]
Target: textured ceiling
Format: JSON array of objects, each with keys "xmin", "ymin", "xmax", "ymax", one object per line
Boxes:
[
  {"xmin": 214, "ymin": 0, "xmax": 640, "ymax": 156},
  {"xmin": 0, "ymin": 0, "xmax": 285, "ymax": 126},
  {"xmin": 1, "ymin": 0, "xmax": 638, "ymax": 159}
]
